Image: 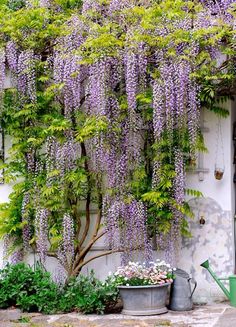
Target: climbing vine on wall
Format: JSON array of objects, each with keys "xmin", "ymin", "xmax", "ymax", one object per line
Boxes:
[{"xmin": 0, "ymin": 0, "xmax": 235, "ymax": 277}]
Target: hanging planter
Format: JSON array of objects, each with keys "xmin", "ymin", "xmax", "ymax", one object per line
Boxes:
[
  {"xmin": 214, "ymin": 117, "xmax": 225, "ymax": 180},
  {"xmin": 214, "ymin": 167, "xmax": 224, "ymax": 180}
]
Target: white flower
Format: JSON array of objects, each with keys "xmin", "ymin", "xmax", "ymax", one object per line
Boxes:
[{"xmin": 114, "ymin": 260, "xmax": 173, "ymax": 286}]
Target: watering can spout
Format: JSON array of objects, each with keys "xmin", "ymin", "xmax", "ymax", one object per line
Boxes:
[
  {"xmin": 200, "ymin": 259, "xmax": 230, "ymax": 300},
  {"xmin": 200, "ymin": 260, "xmax": 209, "ymax": 269}
]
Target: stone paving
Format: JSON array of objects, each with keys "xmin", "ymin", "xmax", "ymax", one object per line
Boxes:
[{"xmin": 0, "ymin": 303, "xmax": 236, "ymax": 327}]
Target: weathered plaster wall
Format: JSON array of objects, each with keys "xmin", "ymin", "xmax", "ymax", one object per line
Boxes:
[
  {"xmin": 179, "ymin": 197, "xmax": 233, "ymax": 303},
  {"xmin": 181, "ymin": 102, "xmax": 236, "ymax": 303}
]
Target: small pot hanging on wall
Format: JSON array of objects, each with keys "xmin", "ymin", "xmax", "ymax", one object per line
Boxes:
[
  {"xmin": 214, "ymin": 166, "xmax": 224, "ymax": 180},
  {"xmin": 214, "ymin": 117, "xmax": 224, "ymax": 181}
]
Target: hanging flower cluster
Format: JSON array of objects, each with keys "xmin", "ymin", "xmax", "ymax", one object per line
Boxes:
[
  {"xmin": 54, "ymin": 52, "xmax": 84, "ymax": 119},
  {"xmin": 35, "ymin": 208, "xmax": 49, "ymax": 263},
  {"xmin": 200, "ymin": 0, "xmax": 234, "ymax": 13},
  {"xmin": 45, "ymin": 133, "xmax": 80, "ymax": 184},
  {"xmin": 0, "ymin": 49, "xmax": 5, "ymax": 96},
  {"xmin": 21, "ymin": 192, "xmax": 32, "ymax": 249},
  {"xmin": 3, "ymin": 235, "xmax": 23, "ymax": 265},
  {"xmin": 39, "ymin": 0, "xmax": 51, "ymax": 7},
  {"xmin": 57, "ymin": 213, "xmax": 75, "ymax": 269},
  {"xmin": 6, "ymin": 41, "xmax": 18, "ymax": 73},
  {"xmin": 17, "ymin": 50, "xmax": 36, "ymax": 102},
  {"xmin": 153, "ymin": 59, "xmax": 200, "ymax": 148},
  {"xmin": 10, "ymin": 249, "xmax": 24, "ymax": 265},
  {"xmin": 103, "ymin": 196, "xmax": 152, "ymax": 264}
]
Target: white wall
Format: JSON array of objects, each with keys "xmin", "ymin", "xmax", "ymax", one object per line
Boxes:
[
  {"xmin": 0, "ymin": 137, "xmax": 13, "ymax": 203},
  {"xmin": 0, "ymin": 73, "xmax": 13, "ymax": 203},
  {"xmin": 186, "ymin": 104, "xmax": 233, "ymax": 211},
  {"xmin": 180, "ymin": 101, "xmax": 236, "ymax": 303}
]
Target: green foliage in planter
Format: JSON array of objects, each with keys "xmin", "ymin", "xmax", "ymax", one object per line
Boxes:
[
  {"xmin": 0, "ymin": 263, "xmax": 59, "ymax": 313},
  {"xmin": 59, "ymin": 271, "xmax": 119, "ymax": 314}
]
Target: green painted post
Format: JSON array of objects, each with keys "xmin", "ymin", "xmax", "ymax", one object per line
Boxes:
[{"xmin": 229, "ymin": 276, "xmax": 236, "ymax": 307}]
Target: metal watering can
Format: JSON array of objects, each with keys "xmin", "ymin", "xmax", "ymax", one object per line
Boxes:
[
  {"xmin": 169, "ymin": 268, "xmax": 197, "ymax": 311},
  {"xmin": 201, "ymin": 259, "xmax": 236, "ymax": 307}
]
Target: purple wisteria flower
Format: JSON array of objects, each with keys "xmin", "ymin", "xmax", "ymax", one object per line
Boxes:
[
  {"xmin": 35, "ymin": 208, "xmax": 49, "ymax": 263},
  {"xmin": 0, "ymin": 49, "xmax": 5, "ymax": 94},
  {"xmin": 39, "ymin": 0, "xmax": 51, "ymax": 7},
  {"xmin": 22, "ymin": 192, "xmax": 32, "ymax": 249},
  {"xmin": 103, "ymin": 195, "xmax": 152, "ymax": 264},
  {"xmin": 57, "ymin": 213, "xmax": 75, "ymax": 269},
  {"xmin": 6, "ymin": 41, "xmax": 18, "ymax": 72},
  {"xmin": 3, "ymin": 235, "xmax": 23, "ymax": 265},
  {"xmin": 10, "ymin": 249, "xmax": 23, "ymax": 265},
  {"xmin": 17, "ymin": 50, "xmax": 36, "ymax": 102}
]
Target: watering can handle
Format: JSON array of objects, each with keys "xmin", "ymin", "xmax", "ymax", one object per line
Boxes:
[{"xmin": 189, "ymin": 278, "xmax": 197, "ymax": 298}]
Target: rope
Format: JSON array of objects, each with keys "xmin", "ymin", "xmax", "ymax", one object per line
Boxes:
[{"xmin": 215, "ymin": 116, "xmax": 225, "ymax": 171}]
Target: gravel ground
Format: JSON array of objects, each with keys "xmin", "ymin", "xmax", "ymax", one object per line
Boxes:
[{"xmin": 0, "ymin": 303, "xmax": 235, "ymax": 327}]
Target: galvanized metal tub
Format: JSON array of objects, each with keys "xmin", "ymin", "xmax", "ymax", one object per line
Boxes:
[{"xmin": 118, "ymin": 283, "xmax": 170, "ymax": 316}]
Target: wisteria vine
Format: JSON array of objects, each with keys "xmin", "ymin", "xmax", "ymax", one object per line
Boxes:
[{"xmin": 0, "ymin": 0, "xmax": 235, "ymax": 271}]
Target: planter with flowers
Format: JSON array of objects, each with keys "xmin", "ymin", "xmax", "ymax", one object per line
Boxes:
[{"xmin": 114, "ymin": 260, "xmax": 174, "ymax": 315}]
